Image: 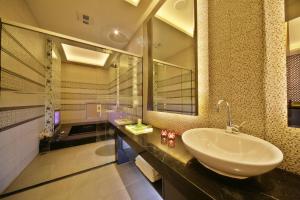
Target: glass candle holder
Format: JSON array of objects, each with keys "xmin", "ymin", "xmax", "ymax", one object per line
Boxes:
[
  {"xmin": 167, "ymin": 131, "xmax": 176, "ymax": 148},
  {"xmin": 161, "ymin": 129, "xmax": 168, "ymax": 145}
]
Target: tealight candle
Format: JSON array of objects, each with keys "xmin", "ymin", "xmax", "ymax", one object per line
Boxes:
[
  {"xmin": 167, "ymin": 131, "xmax": 176, "ymax": 148},
  {"xmin": 161, "ymin": 129, "xmax": 168, "ymax": 145}
]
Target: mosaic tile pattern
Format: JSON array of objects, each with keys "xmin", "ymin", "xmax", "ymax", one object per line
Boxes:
[
  {"xmin": 0, "ymin": 106, "xmax": 44, "ymax": 131},
  {"xmin": 52, "ymin": 45, "xmax": 61, "ymax": 111},
  {"xmin": 44, "ymin": 40, "xmax": 54, "ymax": 135},
  {"xmin": 263, "ymin": 0, "xmax": 300, "ymax": 174},
  {"xmin": 287, "ymin": 54, "xmax": 300, "ymax": 102}
]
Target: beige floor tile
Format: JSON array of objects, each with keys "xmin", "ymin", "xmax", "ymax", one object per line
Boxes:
[
  {"xmin": 2, "ymin": 186, "xmax": 44, "ymax": 200},
  {"xmin": 5, "ymin": 140, "xmax": 115, "ymax": 193},
  {"xmin": 3, "ymin": 162, "xmax": 162, "ymax": 200},
  {"xmin": 104, "ymin": 188, "xmax": 131, "ymax": 200}
]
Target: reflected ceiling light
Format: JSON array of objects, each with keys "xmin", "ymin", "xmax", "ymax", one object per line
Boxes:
[
  {"xmin": 114, "ymin": 29, "xmax": 120, "ymax": 35},
  {"xmin": 62, "ymin": 43, "xmax": 110, "ymax": 66},
  {"xmin": 173, "ymin": 0, "xmax": 187, "ymax": 10},
  {"xmin": 124, "ymin": 0, "xmax": 141, "ymax": 7},
  {"xmin": 108, "ymin": 30, "xmax": 129, "ymax": 43}
]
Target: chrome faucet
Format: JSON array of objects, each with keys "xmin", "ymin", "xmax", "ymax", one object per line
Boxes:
[{"xmin": 216, "ymin": 100, "xmax": 245, "ymax": 134}]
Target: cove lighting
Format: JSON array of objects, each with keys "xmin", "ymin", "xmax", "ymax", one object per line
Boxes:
[
  {"xmin": 155, "ymin": 0, "xmax": 194, "ymax": 37},
  {"xmin": 62, "ymin": 43, "xmax": 110, "ymax": 66},
  {"xmin": 124, "ymin": 0, "xmax": 141, "ymax": 7}
]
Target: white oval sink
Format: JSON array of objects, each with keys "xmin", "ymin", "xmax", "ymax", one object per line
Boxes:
[{"xmin": 182, "ymin": 128, "xmax": 283, "ymax": 179}]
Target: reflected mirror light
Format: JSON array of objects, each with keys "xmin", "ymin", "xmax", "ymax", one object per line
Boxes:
[
  {"xmin": 288, "ymin": 17, "xmax": 300, "ymax": 54},
  {"xmin": 286, "ymin": 0, "xmax": 300, "ymax": 127},
  {"xmin": 124, "ymin": 0, "xmax": 141, "ymax": 7},
  {"xmin": 155, "ymin": 0, "xmax": 194, "ymax": 37},
  {"xmin": 62, "ymin": 43, "xmax": 110, "ymax": 66}
]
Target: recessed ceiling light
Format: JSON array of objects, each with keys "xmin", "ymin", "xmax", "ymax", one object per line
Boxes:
[
  {"xmin": 62, "ymin": 43, "xmax": 110, "ymax": 67},
  {"xmin": 124, "ymin": 0, "xmax": 141, "ymax": 7},
  {"xmin": 108, "ymin": 31, "xmax": 128, "ymax": 43},
  {"xmin": 173, "ymin": 0, "xmax": 187, "ymax": 10},
  {"xmin": 114, "ymin": 29, "xmax": 120, "ymax": 35}
]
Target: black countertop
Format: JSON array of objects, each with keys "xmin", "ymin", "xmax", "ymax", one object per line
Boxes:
[{"xmin": 112, "ymin": 122, "xmax": 300, "ymax": 200}]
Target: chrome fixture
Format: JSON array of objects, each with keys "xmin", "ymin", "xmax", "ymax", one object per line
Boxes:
[{"xmin": 216, "ymin": 100, "xmax": 245, "ymax": 134}]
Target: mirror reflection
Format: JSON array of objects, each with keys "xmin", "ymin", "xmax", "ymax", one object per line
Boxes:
[
  {"xmin": 148, "ymin": 0, "xmax": 197, "ymax": 115},
  {"xmin": 286, "ymin": 0, "xmax": 300, "ymax": 127},
  {"xmin": 0, "ymin": 23, "xmax": 142, "ymax": 194}
]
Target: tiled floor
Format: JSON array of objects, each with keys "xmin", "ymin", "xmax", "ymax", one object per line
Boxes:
[
  {"xmin": 5, "ymin": 140, "xmax": 115, "ymax": 193},
  {"xmin": 3, "ymin": 162, "xmax": 163, "ymax": 200}
]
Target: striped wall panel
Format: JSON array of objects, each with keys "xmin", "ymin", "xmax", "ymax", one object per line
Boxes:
[
  {"xmin": 153, "ymin": 62, "xmax": 195, "ymax": 115},
  {"xmin": 1, "ymin": 28, "xmax": 45, "ymax": 76},
  {"xmin": 1, "ymin": 68, "xmax": 44, "ymax": 93},
  {"xmin": 0, "ymin": 106, "xmax": 44, "ymax": 132}
]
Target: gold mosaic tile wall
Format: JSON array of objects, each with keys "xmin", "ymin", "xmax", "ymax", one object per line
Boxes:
[
  {"xmin": 208, "ymin": 0, "xmax": 266, "ymax": 139},
  {"xmin": 264, "ymin": 0, "xmax": 300, "ymax": 174}
]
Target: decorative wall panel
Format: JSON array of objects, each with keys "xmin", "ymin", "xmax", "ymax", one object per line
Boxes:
[{"xmin": 44, "ymin": 40, "xmax": 54, "ymax": 135}]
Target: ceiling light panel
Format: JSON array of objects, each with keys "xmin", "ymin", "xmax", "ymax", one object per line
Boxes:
[{"xmin": 62, "ymin": 43, "xmax": 110, "ymax": 66}]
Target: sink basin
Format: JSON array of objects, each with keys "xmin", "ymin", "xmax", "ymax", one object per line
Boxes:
[{"xmin": 182, "ymin": 128, "xmax": 283, "ymax": 179}]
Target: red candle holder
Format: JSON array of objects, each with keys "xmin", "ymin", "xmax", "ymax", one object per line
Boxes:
[
  {"xmin": 167, "ymin": 131, "xmax": 176, "ymax": 148},
  {"xmin": 161, "ymin": 129, "xmax": 168, "ymax": 145}
]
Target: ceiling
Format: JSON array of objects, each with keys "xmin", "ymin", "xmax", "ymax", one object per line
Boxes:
[
  {"xmin": 155, "ymin": 0, "xmax": 194, "ymax": 37},
  {"xmin": 152, "ymin": 18, "xmax": 194, "ymax": 61},
  {"xmin": 25, "ymin": 0, "xmax": 158, "ymax": 50},
  {"xmin": 151, "ymin": 0, "xmax": 195, "ymax": 65}
]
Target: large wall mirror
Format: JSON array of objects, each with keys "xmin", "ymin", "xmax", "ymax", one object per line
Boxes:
[
  {"xmin": 147, "ymin": 0, "xmax": 197, "ymax": 115},
  {"xmin": 286, "ymin": 0, "xmax": 300, "ymax": 127}
]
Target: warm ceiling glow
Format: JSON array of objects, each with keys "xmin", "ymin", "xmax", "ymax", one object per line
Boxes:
[
  {"xmin": 124, "ymin": 0, "xmax": 141, "ymax": 7},
  {"xmin": 289, "ymin": 17, "xmax": 300, "ymax": 53},
  {"xmin": 155, "ymin": 0, "xmax": 194, "ymax": 37},
  {"xmin": 62, "ymin": 43, "xmax": 110, "ymax": 66}
]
